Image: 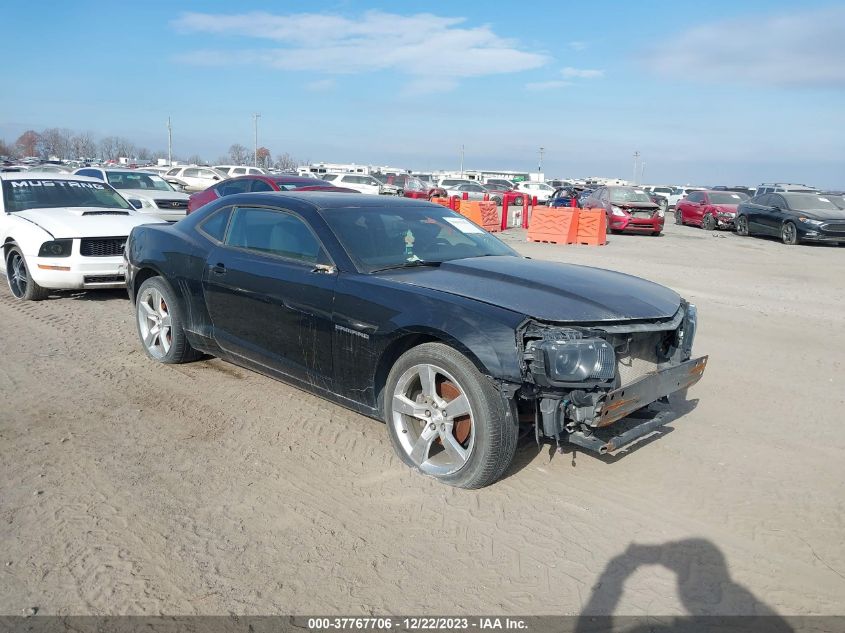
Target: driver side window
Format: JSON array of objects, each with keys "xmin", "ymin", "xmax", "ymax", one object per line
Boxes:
[{"xmin": 225, "ymin": 207, "xmax": 327, "ymax": 265}]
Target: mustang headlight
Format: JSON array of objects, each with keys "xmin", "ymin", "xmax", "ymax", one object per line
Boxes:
[
  {"xmin": 527, "ymin": 330, "xmax": 615, "ymax": 384},
  {"xmin": 38, "ymin": 239, "xmax": 73, "ymax": 257}
]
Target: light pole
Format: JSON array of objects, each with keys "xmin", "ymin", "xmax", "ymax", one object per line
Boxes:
[
  {"xmin": 253, "ymin": 113, "xmax": 261, "ymax": 167},
  {"xmin": 538, "ymin": 146, "xmax": 545, "ymax": 173},
  {"xmin": 459, "ymin": 144, "xmax": 465, "ymax": 177},
  {"xmin": 632, "ymin": 151, "xmax": 640, "ymax": 185},
  {"xmin": 167, "ymin": 117, "xmax": 172, "ymax": 166}
]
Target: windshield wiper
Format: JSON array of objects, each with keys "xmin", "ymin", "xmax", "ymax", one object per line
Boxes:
[{"xmin": 370, "ymin": 260, "xmax": 443, "ymax": 273}]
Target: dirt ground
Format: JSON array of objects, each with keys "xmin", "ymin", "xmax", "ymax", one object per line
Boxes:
[{"xmin": 1, "ymin": 221, "xmax": 844, "ymax": 617}]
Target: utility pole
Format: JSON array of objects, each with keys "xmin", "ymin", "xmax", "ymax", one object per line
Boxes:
[
  {"xmin": 640, "ymin": 160, "xmax": 646, "ymax": 184},
  {"xmin": 538, "ymin": 146, "xmax": 545, "ymax": 173},
  {"xmin": 632, "ymin": 151, "xmax": 640, "ymax": 185},
  {"xmin": 167, "ymin": 117, "xmax": 172, "ymax": 166},
  {"xmin": 253, "ymin": 113, "xmax": 261, "ymax": 167},
  {"xmin": 459, "ymin": 144, "xmax": 465, "ymax": 177}
]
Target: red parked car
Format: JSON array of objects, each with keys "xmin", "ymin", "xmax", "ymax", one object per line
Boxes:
[
  {"xmin": 580, "ymin": 186, "xmax": 664, "ymax": 235},
  {"xmin": 674, "ymin": 189, "xmax": 750, "ymax": 230},
  {"xmin": 187, "ymin": 175, "xmax": 358, "ymax": 214}
]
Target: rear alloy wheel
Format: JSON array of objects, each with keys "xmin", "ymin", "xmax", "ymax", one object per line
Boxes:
[
  {"xmin": 5, "ymin": 247, "xmax": 49, "ymax": 301},
  {"xmin": 136, "ymin": 277, "xmax": 202, "ymax": 363},
  {"xmin": 385, "ymin": 343, "xmax": 517, "ymax": 488},
  {"xmin": 736, "ymin": 215, "xmax": 749, "ymax": 236},
  {"xmin": 781, "ymin": 221, "xmax": 799, "ymax": 246},
  {"xmin": 702, "ymin": 213, "xmax": 716, "ymax": 231},
  {"xmin": 675, "ymin": 209, "xmax": 684, "ymax": 225}
]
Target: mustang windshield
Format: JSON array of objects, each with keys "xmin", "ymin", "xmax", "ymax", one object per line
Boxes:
[
  {"xmin": 2, "ymin": 179, "xmax": 133, "ymax": 212},
  {"xmin": 321, "ymin": 206, "xmax": 518, "ymax": 273},
  {"xmin": 106, "ymin": 171, "xmax": 174, "ymax": 192}
]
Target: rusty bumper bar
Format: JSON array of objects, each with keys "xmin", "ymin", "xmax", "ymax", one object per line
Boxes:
[{"xmin": 596, "ymin": 355, "xmax": 707, "ymax": 428}]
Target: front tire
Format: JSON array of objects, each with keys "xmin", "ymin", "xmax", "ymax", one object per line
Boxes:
[
  {"xmin": 781, "ymin": 221, "xmax": 799, "ymax": 245},
  {"xmin": 702, "ymin": 213, "xmax": 716, "ymax": 231},
  {"xmin": 135, "ymin": 277, "xmax": 202, "ymax": 364},
  {"xmin": 736, "ymin": 215, "xmax": 749, "ymax": 236},
  {"xmin": 384, "ymin": 343, "xmax": 517, "ymax": 489},
  {"xmin": 675, "ymin": 209, "xmax": 684, "ymax": 225},
  {"xmin": 5, "ymin": 247, "xmax": 49, "ymax": 301}
]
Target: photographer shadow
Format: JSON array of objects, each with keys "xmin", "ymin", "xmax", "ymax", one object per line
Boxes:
[{"xmin": 574, "ymin": 539, "xmax": 793, "ymax": 633}]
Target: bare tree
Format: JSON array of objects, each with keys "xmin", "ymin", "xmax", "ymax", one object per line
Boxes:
[
  {"xmin": 0, "ymin": 138, "xmax": 14, "ymax": 158},
  {"xmin": 15, "ymin": 130, "xmax": 41, "ymax": 158},
  {"xmin": 136, "ymin": 147, "xmax": 151, "ymax": 161},
  {"xmin": 70, "ymin": 132, "xmax": 97, "ymax": 160},
  {"xmin": 186, "ymin": 154, "xmax": 205, "ymax": 165},
  {"xmin": 38, "ymin": 128, "xmax": 73, "ymax": 159},
  {"xmin": 99, "ymin": 136, "xmax": 118, "ymax": 161},
  {"xmin": 274, "ymin": 152, "xmax": 300, "ymax": 171},
  {"xmin": 115, "ymin": 137, "xmax": 136, "ymax": 160},
  {"xmin": 228, "ymin": 143, "xmax": 248, "ymax": 164}
]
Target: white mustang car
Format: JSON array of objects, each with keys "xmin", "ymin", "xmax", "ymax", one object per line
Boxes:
[{"xmin": 1, "ymin": 172, "xmax": 165, "ymax": 300}]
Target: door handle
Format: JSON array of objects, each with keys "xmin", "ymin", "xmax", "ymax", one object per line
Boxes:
[{"xmin": 211, "ymin": 263, "xmax": 226, "ymax": 275}]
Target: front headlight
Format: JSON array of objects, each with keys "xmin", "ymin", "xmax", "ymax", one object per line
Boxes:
[
  {"xmin": 127, "ymin": 197, "xmax": 156, "ymax": 210},
  {"xmin": 528, "ymin": 332, "xmax": 616, "ymax": 384},
  {"xmin": 680, "ymin": 304, "xmax": 697, "ymax": 360},
  {"xmin": 798, "ymin": 217, "xmax": 824, "ymax": 227},
  {"xmin": 611, "ymin": 206, "xmax": 626, "ymax": 217},
  {"xmin": 38, "ymin": 239, "xmax": 73, "ymax": 257},
  {"xmin": 657, "ymin": 209, "xmax": 665, "ymax": 217}
]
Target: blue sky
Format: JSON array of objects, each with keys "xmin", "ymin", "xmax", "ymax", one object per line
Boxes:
[{"xmin": 3, "ymin": 0, "xmax": 844, "ymax": 187}]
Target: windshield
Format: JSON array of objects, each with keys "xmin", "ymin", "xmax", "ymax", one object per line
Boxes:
[
  {"xmin": 320, "ymin": 206, "xmax": 518, "ymax": 273},
  {"xmin": 784, "ymin": 194, "xmax": 841, "ymax": 212},
  {"xmin": 106, "ymin": 171, "xmax": 174, "ymax": 192},
  {"xmin": 2, "ymin": 178, "xmax": 133, "ymax": 212},
  {"xmin": 610, "ymin": 188, "xmax": 654, "ymax": 204},
  {"xmin": 708, "ymin": 192, "xmax": 748, "ymax": 204}
]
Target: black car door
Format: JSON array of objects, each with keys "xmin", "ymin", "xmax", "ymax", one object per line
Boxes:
[
  {"xmin": 759, "ymin": 194, "xmax": 787, "ymax": 235},
  {"xmin": 202, "ymin": 205, "xmax": 337, "ymax": 385},
  {"xmin": 745, "ymin": 194, "xmax": 772, "ymax": 235}
]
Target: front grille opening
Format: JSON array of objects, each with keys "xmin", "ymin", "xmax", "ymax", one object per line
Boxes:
[
  {"xmin": 80, "ymin": 237, "xmax": 127, "ymax": 257},
  {"xmin": 83, "ymin": 275, "xmax": 125, "ymax": 284}
]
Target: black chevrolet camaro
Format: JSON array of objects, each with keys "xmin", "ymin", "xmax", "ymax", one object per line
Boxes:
[
  {"xmin": 735, "ymin": 192, "xmax": 845, "ymax": 245},
  {"xmin": 125, "ymin": 193, "xmax": 706, "ymax": 488}
]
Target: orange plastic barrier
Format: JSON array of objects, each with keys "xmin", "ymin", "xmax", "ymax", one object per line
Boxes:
[
  {"xmin": 460, "ymin": 201, "xmax": 500, "ymax": 232},
  {"xmin": 431, "ymin": 197, "xmax": 451, "ymax": 208},
  {"xmin": 574, "ymin": 208, "xmax": 608, "ymax": 246},
  {"xmin": 527, "ymin": 207, "xmax": 579, "ymax": 244}
]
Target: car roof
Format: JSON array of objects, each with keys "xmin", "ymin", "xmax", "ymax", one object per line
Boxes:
[
  {"xmin": 0, "ymin": 172, "xmax": 101, "ymax": 182},
  {"xmin": 219, "ymin": 191, "xmax": 436, "ymax": 211}
]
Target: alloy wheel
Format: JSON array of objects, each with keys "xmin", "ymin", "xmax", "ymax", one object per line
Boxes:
[
  {"xmin": 390, "ymin": 363, "xmax": 475, "ymax": 476},
  {"xmin": 7, "ymin": 251, "xmax": 28, "ymax": 298},
  {"xmin": 782, "ymin": 222, "xmax": 798, "ymax": 245},
  {"xmin": 137, "ymin": 286, "xmax": 173, "ymax": 359}
]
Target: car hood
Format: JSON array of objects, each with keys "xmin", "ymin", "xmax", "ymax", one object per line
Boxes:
[
  {"xmin": 117, "ymin": 189, "xmax": 190, "ymax": 201},
  {"xmin": 796, "ymin": 208, "xmax": 845, "ymax": 220},
  {"xmin": 614, "ymin": 202, "xmax": 659, "ymax": 210},
  {"xmin": 15, "ymin": 207, "xmax": 163, "ymax": 238},
  {"xmin": 377, "ymin": 256, "xmax": 681, "ymax": 322}
]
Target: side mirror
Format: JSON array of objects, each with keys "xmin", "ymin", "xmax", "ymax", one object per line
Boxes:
[
  {"xmin": 212, "ymin": 176, "xmax": 220, "ymax": 181},
  {"xmin": 128, "ymin": 199, "xmax": 142, "ymax": 209}
]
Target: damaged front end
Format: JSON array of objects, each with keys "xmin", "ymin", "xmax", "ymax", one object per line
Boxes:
[{"xmin": 520, "ymin": 301, "xmax": 707, "ymax": 454}]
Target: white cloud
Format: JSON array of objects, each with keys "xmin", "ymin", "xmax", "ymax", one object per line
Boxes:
[
  {"xmin": 305, "ymin": 78, "xmax": 335, "ymax": 92},
  {"xmin": 171, "ymin": 10, "xmax": 549, "ymax": 87},
  {"xmin": 561, "ymin": 67, "xmax": 604, "ymax": 79},
  {"xmin": 568, "ymin": 41, "xmax": 587, "ymax": 51},
  {"xmin": 643, "ymin": 7, "xmax": 845, "ymax": 87},
  {"xmin": 525, "ymin": 80, "xmax": 570, "ymax": 91}
]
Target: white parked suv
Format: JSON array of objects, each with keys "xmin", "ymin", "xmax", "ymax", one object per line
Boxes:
[
  {"xmin": 320, "ymin": 173, "xmax": 385, "ymax": 195},
  {"xmin": 74, "ymin": 168, "xmax": 190, "ymax": 221},
  {"xmin": 163, "ymin": 165, "xmax": 228, "ymax": 192},
  {"xmin": 664, "ymin": 186, "xmax": 704, "ymax": 209},
  {"xmin": 214, "ymin": 165, "xmax": 271, "ymax": 177},
  {"xmin": 515, "ymin": 181, "xmax": 556, "ymax": 204},
  {"xmin": 0, "ymin": 173, "xmax": 164, "ymax": 299}
]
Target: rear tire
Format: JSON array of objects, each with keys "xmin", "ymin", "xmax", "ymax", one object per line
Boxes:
[
  {"xmin": 384, "ymin": 343, "xmax": 517, "ymax": 489},
  {"xmin": 5, "ymin": 247, "xmax": 49, "ymax": 301},
  {"xmin": 135, "ymin": 277, "xmax": 202, "ymax": 364}
]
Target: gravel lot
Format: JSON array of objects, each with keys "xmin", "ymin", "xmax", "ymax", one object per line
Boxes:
[{"xmin": 1, "ymin": 221, "xmax": 844, "ymax": 617}]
